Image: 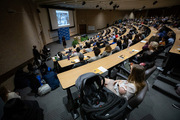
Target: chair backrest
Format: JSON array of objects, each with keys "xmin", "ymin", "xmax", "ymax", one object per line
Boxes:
[
  {"xmin": 128, "ymin": 82, "xmax": 148, "ymax": 111},
  {"xmin": 145, "ymin": 65, "xmax": 156, "ymax": 80}
]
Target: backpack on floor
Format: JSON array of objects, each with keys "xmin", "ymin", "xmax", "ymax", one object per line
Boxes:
[
  {"xmin": 38, "ymin": 84, "xmax": 51, "ymax": 96},
  {"xmin": 43, "ymin": 71, "xmax": 60, "ymax": 90},
  {"xmin": 75, "ymin": 73, "xmax": 128, "ymax": 120}
]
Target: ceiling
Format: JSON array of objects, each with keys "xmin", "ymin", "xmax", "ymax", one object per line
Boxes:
[{"xmin": 34, "ymin": 0, "xmax": 180, "ymax": 10}]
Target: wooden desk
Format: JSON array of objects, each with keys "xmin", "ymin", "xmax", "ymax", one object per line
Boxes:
[
  {"xmin": 169, "ymin": 27, "xmax": 180, "ymax": 54},
  {"xmin": 58, "ymin": 29, "xmax": 130, "ymax": 68},
  {"xmin": 57, "ymin": 25, "xmax": 147, "ymax": 119},
  {"xmin": 57, "ymin": 26, "xmax": 156, "ymax": 89}
]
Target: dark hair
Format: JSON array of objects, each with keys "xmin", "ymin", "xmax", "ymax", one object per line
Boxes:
[
  {"xmin": 57, "ymin": 52, "xmax": 63, "ymax": 60},
  {"xmin": 79, "ymin": 53, "xmax": 84, "ymax": 61},
  {"xmin": 128, "ymin": 34, "xmax": 132, "ymax": 39},
  {"xmin": 96, "ymin": 41, "xmax": 100, "ymax": 47},
  {"xmin": 113, "ymin": 38, "xmax": 117, "ymax": 43},
  {"xmin": 117, "ymin": 40, "xmax": 122, "ymax": 49},
  {"xmin": 3, "ymin": 98, "xmax": 26, "ymax": 120},
  {"xmin": 33, "ymin": 45, "xmax": 36, "ymax": 49},
  {"xmin": 149, "ymin": 36, "xmax": 159, "ymax": 43},
  {"xmin": 94, "ymin": 47, "xmax": 101, "ymax": 56},
  {"xmin": 87, "ymin": 43, "xmax": 91, "ymax": 48},
  {"xmin": 76, "ymin": 47, "xmax": 80, "ymax": 52}
]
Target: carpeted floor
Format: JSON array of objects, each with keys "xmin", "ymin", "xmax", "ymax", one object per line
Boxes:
[{"xmin": 18, "ymin": 33, "xmax": 180, "ymax": 120}]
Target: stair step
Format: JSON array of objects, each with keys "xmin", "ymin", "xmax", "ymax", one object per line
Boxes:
[
  {"xmin": 157, "ymin": 74, "xmax": 180, "ymax": 86},
  {"xmin": 152, "ymin": 80, "xmax": 180, "ymax": 101}
]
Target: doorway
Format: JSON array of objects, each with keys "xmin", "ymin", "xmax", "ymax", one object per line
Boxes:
[{"xmin": 79, "ymin": 24, "xmax": 86, "ymax": 34}]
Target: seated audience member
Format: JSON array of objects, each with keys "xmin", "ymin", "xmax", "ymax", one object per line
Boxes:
[
  {"xmin": 167, "ymin": 31, "xmax": 175, "ymax": 46},
  {"xmin": 159, "ymin": 36, "xmax": 167, "ymax": 47},
  {"xmin": 130, "ymin": 34, "xmax": 140, "ymax": 46},
  {"xmin": 71, "ymin": 47, "xmax": 81, "ymax": 57},
  {"xmin": 2, "ymin": 98, "xmax": 43, "ymax": 120},
  {"xmin": 101, "ymin": 39, "xmax": 109, "ymax": 47},
  {"xmin": 66, "ymin": 48, "xmax": 73, "ymax": 56},
  {"xmin": 0, "ymin": 86, "xmax": 21, "ymax": 103},
  {"xmin": 105, "ymin": 64, "xmax": 146, "ymax": 100},
  {"xmin": 111, "ymin": 38, "xmax": 117, "ymax": 45},
  {"xmin": 127, "ymin": 35, "xmax": 132, "ymax": 47},
  {"xmin": 87, "ymin": 47, "xmax": 101, "ymax": 63},
  {"xmin": 136, "ymin": 41, "xmax": 159, "ymax": 69},
  {"xmin": 96, "ymin": 40, "xmax": 101, "ymax": 48},
  {"xmin": 112, "ymin": 40, "xmax": 122, "ymax": 53},
  {"xmin": 73, "ymin": 53, "xmax": 87, "ymax": 68},
  {"xmin": 56, "ymin": 52, "xmax": 67, "ymax": 60},
  {"xmin": 93, "ymin": 40, "xmax": 97, "ymax": 46},
  {"xmin": 83, "ymin": 42, "xmax": 88, "ymax": 48},
  {"xmin": 83, "ymin": 43, "xmax": 92, "ymax": 53},
  {"xmin": 122, "ymin": 36, "xmax": 128, "ymax": 49},
  {"xmin": 142, "ymin": 36, "xmax": 159, "ymax": 51},
  {"xmin": 109, "ymin": 35, "xmax": 114, "ymax": 40},
  {"xmin": 115, "ymin": 34, "xmax": 118, "ymax": 38},
  {"xmin": 101, "ymin": 44, "xmax": 112, "ymax": 58}
]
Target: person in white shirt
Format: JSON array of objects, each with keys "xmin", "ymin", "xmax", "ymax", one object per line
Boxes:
[
  {"xmin": 0, "ymin": 86, "xmax": 21, "ymax": 102},
  {"xmin": 105, "ymin": 64, "xmax": 146, "ymax": 100},
  {"xmin": 71, "ymin": 47, "xmax": 81, "ymax": 57},
  {"xmin": 87, "ymin": 47, "xmax": 101, "ymax": 63},
  {"xmin": 83, "ymin": 43, "xmax": 92, "ymax": 53}
]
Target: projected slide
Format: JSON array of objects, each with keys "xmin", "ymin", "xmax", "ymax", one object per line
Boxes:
[{"xmin": 56, "ymin": 10, "xmax": 70, "ymax": 26}]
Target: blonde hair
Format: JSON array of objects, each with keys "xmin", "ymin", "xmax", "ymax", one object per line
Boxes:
[
  {"xmin": 149, "ymin": 41, "xmax": 159, "ymax": 51},
  {"xmin": 104, "ymin": 44, "xmax": 112, "ymax": 53},
  {"xmin": 128, "ymin": 64, "xmax": 146, "ymax": 93}
]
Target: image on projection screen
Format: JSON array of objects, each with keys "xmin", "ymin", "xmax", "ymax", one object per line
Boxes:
[{"xmin": 56, "ymin": 10, "xmax": 70, "ymax": 26}]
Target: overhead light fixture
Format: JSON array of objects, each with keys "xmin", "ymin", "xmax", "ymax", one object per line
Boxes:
[
  {"xmin": 153, "ymin": 1, "xmax": 158, "ymax": 5},
  {"xmin": 109, "ymin": 1, "xmax": 113, "ymax": 5},
  {"xmin": 142, "ymin": 6, "xmax": 146, "ymax": 9},
  {"xmin": 96, "ymin": 5, "xmax": 99, "ymax": 8},
  {"xmin": 82, "ymin": 1, "xmax": 86, "ymax": 5}
]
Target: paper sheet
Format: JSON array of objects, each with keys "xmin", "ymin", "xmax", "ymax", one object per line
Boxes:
[
  {"xmin": 93, "ymin": 66, "xmax": 107, "ymax": 74},
  {"xmin": 141, "ymin": 40, "xmax": 146, "ymax": 43},
  {"xmin": 132, "ymin": 49, "xmax": 139, "ymax": 52},
  {"xmin": 98, "ymin": 66, "xmax": 108, "ymax": 73},
  {"xmin": 52, "ymin": 57, "xmax": 55, "ymax": 60},
  {"xmin": 74, "ymin": 59, "xmax": 80, "ymax": 63}
]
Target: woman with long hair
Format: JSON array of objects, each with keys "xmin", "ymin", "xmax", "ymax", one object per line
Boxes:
[{"xmin": 105, "ymin": 64, "xmax": 146, "ymax": 100}]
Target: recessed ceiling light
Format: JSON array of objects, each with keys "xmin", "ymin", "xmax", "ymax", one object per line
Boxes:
[{"xmin": 109, "ymin": 1, "xmax": 113, "ymax": 5}]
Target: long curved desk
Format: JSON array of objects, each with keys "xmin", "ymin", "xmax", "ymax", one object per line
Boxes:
[
  {"xmin": 57, "ymin": 26, "xmax": 154, "ymax": 89},
  {"xmin": 169, "ymin": 27, "xmax": 180, "ymax": 54},
  {"xmin": 57, "ymin": 25, "xmax": 152, "ymax": 119},
  {"xmin": 58, "ymin": 28, "xmax": 130, "ymax": 68}
]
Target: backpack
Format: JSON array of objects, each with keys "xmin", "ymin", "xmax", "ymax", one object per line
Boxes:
[
  {"xmin": 75, "ymin": 73, "xmax": 128, "ymax": 120},
  {"xmin": 43, "ymin": 71, "xmax": 60, "ymax": 90}
]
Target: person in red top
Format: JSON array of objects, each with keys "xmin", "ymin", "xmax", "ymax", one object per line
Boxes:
[{"xmin": 115, "ymin": 34, "xmax": 118, "ymax": 38}]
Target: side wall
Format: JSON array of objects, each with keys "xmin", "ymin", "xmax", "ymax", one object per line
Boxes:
[{"xmin": 0, "ymin": 0, "xmax": 43, "ymax": 90}]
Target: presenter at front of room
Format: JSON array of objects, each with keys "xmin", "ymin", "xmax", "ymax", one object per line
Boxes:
[{"xmin": 62, "ymin": 36, "xmax": 66, "ymax": 48}]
